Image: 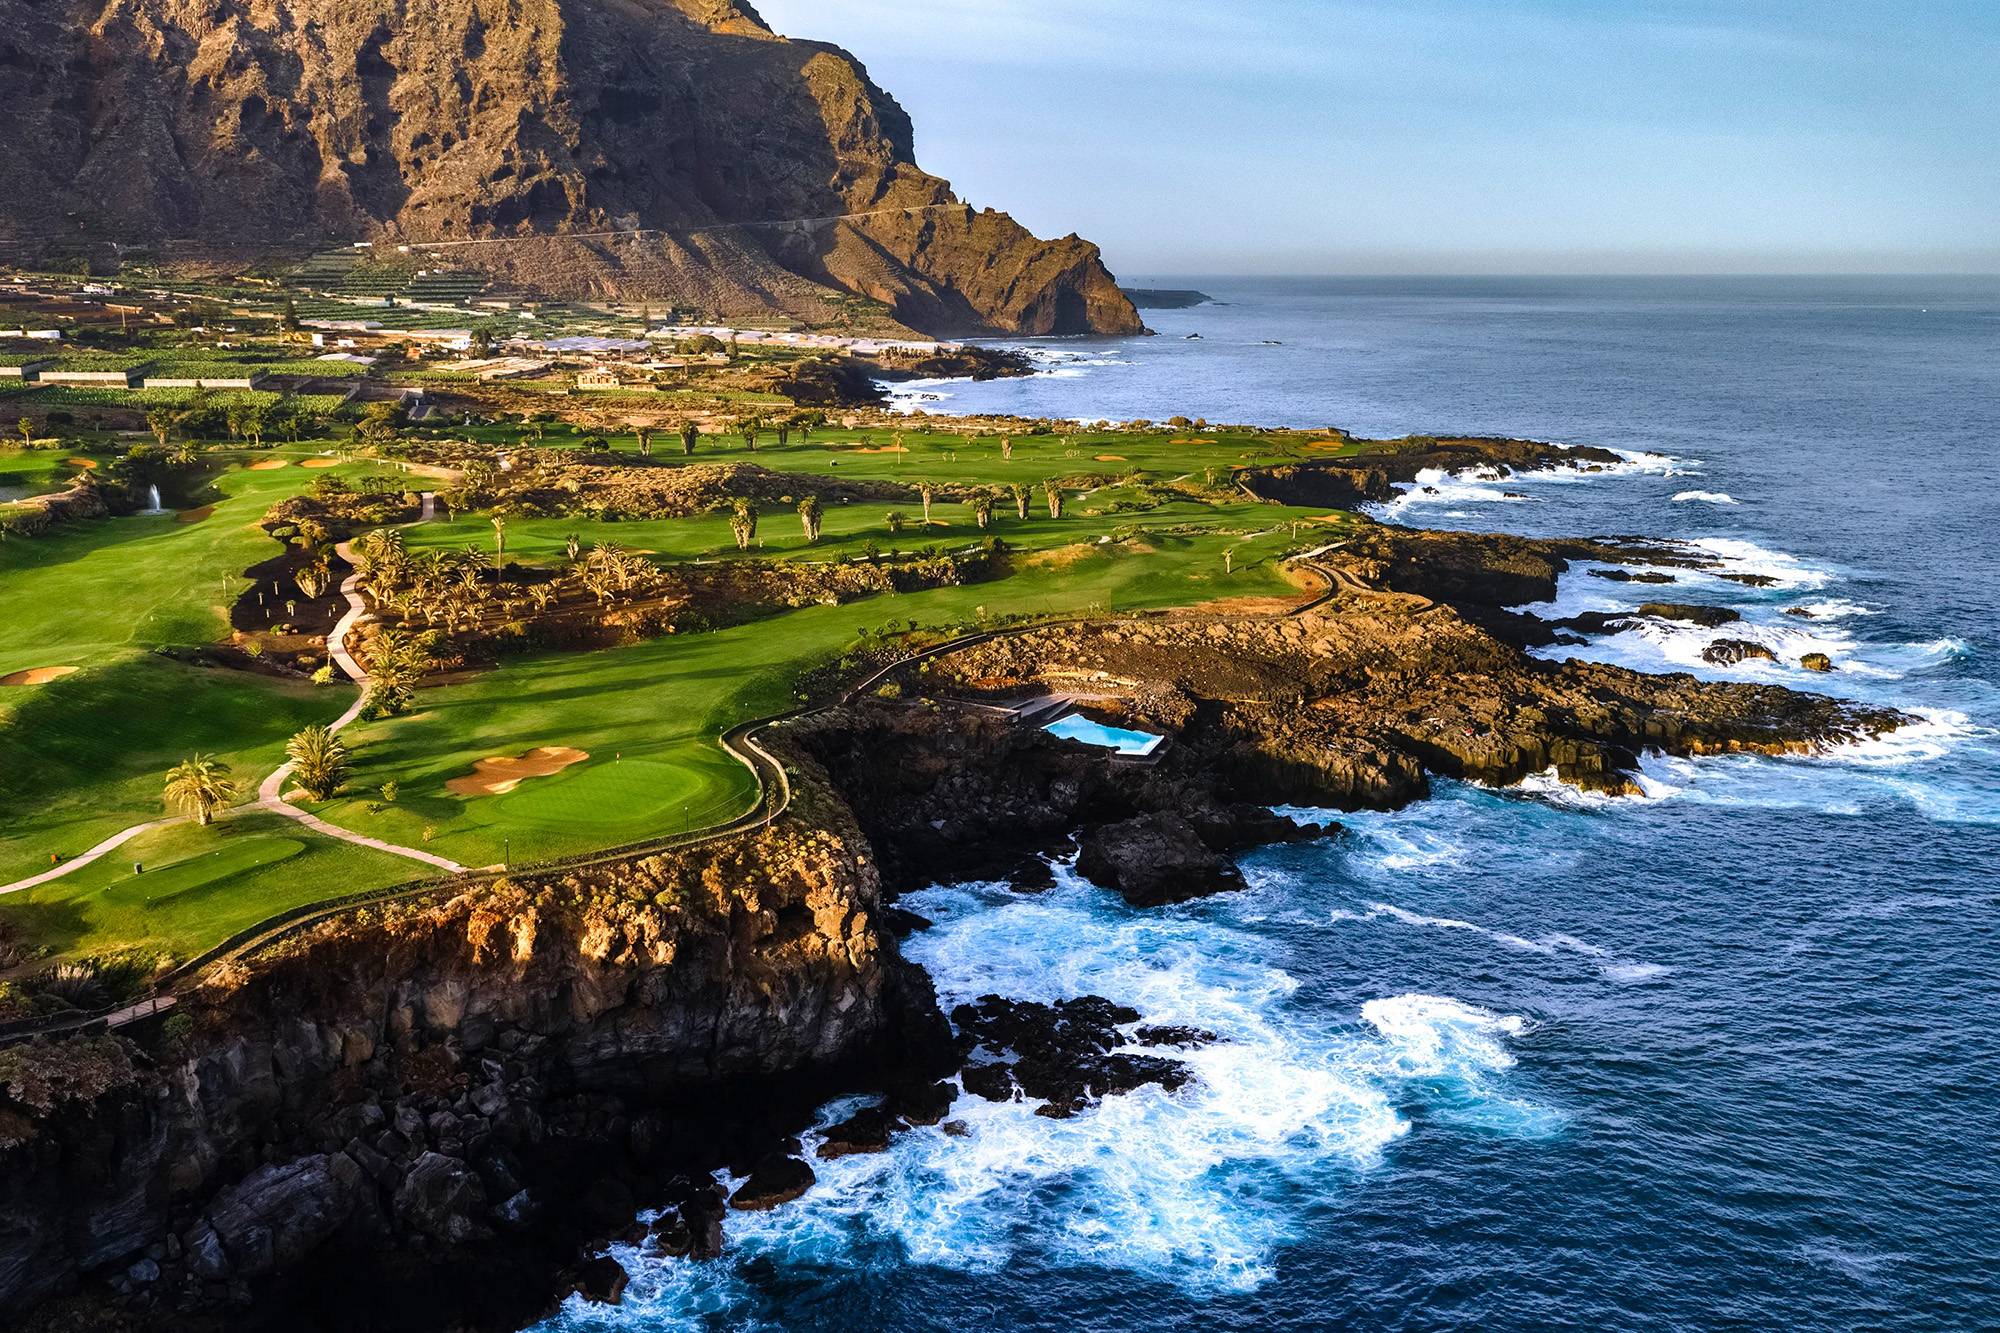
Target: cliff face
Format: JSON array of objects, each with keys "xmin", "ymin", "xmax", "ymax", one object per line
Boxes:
[
  {"xmin": 0, "ymin": 785, "xmax": 943, "ymax": 1324},
  {"xmin": 0, "ymin": 0, "xmax": 1144, "ymax": 336}
]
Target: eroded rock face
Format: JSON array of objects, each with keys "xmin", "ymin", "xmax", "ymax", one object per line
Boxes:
[
  {"xmin": 0, "ymin": 766, "xmax": 945, "ymax": 1324},
  {"xmin": 1075, "ymin": 811, "xmax": 1243, "ymax": 906},
  {"xmin": 0, "ymin": 0, "xmax": 1141, "ymax": 336}
]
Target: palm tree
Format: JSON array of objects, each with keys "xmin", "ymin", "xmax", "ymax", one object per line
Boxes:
[
  {"xmin": 972, "ymin": 494, "xmax": 993, "ymax": 529},
  {"xmin": 636, "ymin": 428, "xmax": 652, "ymax": 457},
  {"xmin": 680, "ymin": 420, "xmax": 700, "ymax": 456},
  {"xmin": 798, "ymin": 495, "xmax": 824, "ymax": 541},
  {"xmin": 919, "ymin": 482, "xmax": 935, "ymax": 525},
  {"xmin": 295, "ymin": 564, "xmax": 331, "ymax": 601},
  {"xmin": 565, "ymin": 533, "xmax": 582, "ymax": 563},
  {"xmin": 286, "ymin": 725, "xmax": 350, "ymax": 802},
  {"xmin": 164, "ymin": 756, "xmax": 236, "ymax": 825},
  {"xmin": 1010, "ymin": 483, "xmax": 1030, "ymax": 519},
  {"xmin": 145, "ymin": 408, "xmax": 177, "ymax": 447},
  {"xmin": 1043, "ymin": 479, "xmax": 1064, "ymax": 519},
  {"xmin": 740, "ymin": 419, "xmax": 760, "ymax": 453},
  {"xmin": 1000, "ymin": 436, "xmax": 1013, "ymax": 461},
  {"xmin": 730, "ymin": 500, "xmax": 759, "ymax": 550},
  {"xmin": 363, "ymin": 628, "xmax": 425, "ymax": 717},
  {"xmin": 885, "ymin": 510, "xmax": 907, "ymax": 534},
  {"xmin": 491, "ymin": 513, "xmax": 508, "ymax": 561}
]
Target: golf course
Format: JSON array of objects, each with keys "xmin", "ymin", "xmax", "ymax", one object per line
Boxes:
[{"xmin": 0, "ymin": 418, "xmax": 1367, "ymax": 970}]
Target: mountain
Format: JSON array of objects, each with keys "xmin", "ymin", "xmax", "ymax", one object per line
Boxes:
[{"xmin": 0, "ymin": 0, "xmax": 1143, "ymax": 337}]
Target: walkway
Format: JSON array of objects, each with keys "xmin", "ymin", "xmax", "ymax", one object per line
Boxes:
[{"xmin": 1, "ymin": 508, "xmax": 462, "ymax": 898}]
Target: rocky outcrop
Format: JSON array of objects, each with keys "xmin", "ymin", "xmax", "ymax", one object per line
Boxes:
[
  {"xmin": 0, "ymin": 768, "xmax": 948, "ymax": 1326},
  {"xmin": 1075, "ymin": 811, "xmax": 1243, "ymax": 907},
  {"xmin": 0, "ymin": 0, "xmax": 1142, "ymax": 336},
  {"xmin": 1241, "ymin": 437, "xmax": 1625, "ymax": 511}
]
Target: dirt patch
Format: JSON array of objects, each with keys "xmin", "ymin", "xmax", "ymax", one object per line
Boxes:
[
  {"xmin": 300, "ymin": 458, "xmax": 339, "ymax": 469},
  {"xmin": 247, "ymin": 459, "xmax": 289, "ymax": 470},
  {"xmin": 1, "ymin": 666, "xmax": 78, "ymax": 686},
  {"xmin": 1188, "ymin": 595, "xmax": 1307, "ymax": 616},
  {"xmin": 447, "ymin": 747, "xmax": 590, "ymax": 797},
  {"xmin": 1022, "ymin": 543, "xmax": 1103, "ymax": 570},
  {"xmin": 176, "ymin": 505, "xmax": 215, "ymax": 523}
]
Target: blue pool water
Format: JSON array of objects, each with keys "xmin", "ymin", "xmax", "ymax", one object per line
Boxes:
[
  {"xmin": 543, "ymin": 278, "xmax": 2000, "ymax": 1332},
  {"xmin": 1043, "ymin": 713, "xmax": 1165, "ymax": 756}
]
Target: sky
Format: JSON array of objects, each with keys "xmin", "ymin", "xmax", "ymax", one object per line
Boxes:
[{"xmin": 751, "ymin": 0, "xmax": 2000, "ymax": 276}]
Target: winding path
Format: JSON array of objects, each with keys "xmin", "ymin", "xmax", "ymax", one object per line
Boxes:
[{"xmin": 1, "ymin": 505, "xmax": 461, "ymax": 898}]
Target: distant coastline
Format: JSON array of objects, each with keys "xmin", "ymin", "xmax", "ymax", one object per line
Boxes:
[{"xmin": 1122, "ymin": 288, "xmax": 1213, "ymax": 309}]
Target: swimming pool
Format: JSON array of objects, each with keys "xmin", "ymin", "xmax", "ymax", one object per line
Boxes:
[{"xmin": 1042, "ymin": 713, "xmax": 1166, "ymax": 757}]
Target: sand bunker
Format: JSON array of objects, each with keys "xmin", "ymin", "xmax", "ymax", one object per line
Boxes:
[
  {"xmin": 1, "ymin": 666, "xmax": 78, "ymax": 686},
  {"xmin": 1094, "ymin": 454, "xmax": 1128, "ymax": 462},
  {"xmin": 176, "ymin": 505, "xmax": 215, "ymax": 523},
  {"xmin": 446, "ymin": 747, "xmax": 589, "ymax": 797},
  {"xmin": 1169, "ymin": 438, "xmax": 1218, "ymax": 445},
  {"xmin": 247, "ymin": 460, "xmax": 289, "ymax": 470},
  {"xmin": 64, "ymin": 458, "xmax": 97, "ymax": 469},
  {"xmin": 845, "ymin": 446, "xmax": 909, "ymax": 454},
  {"xmin": 300, "ymin": 458, "xmax": 339, "ymax": 469}
]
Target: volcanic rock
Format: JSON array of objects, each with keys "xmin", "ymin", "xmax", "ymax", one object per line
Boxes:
[
  {"xmin": 816, "ymin": 1106, "xmax": 906, "ymax": 1159},
  {"xmin": 729, "ymin": 1154, "xmax": 815, "ymax": 1211},
  {"xmin": 0, "ymin": 0, "xmax": 1142, "ymax": 337},
  {"xmin": 1702, "ymin": 639, "xmax": 1778, "ymax": 666},
  {"xmin": 1075, "ymin": 811, "xmax": 1243, "ymax": 906},
  {"xmin": 1641, "ymin": 603, "xmax": 1743, "ymax": 628},
  {"xmin": 1800, "ymin": 653, "xmax": 1836, "ymax": 672},
  {"xmin": 575, "ymin": 1256, "xmax": 629, "ymax": 1306}
]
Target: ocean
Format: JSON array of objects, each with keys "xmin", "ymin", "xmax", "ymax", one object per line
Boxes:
[{"xmin": 544, "ymin": 277, "xmax": 2000, "ymax": 1331}]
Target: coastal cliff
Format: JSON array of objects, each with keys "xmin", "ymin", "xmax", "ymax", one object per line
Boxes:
[
  {"xmin": 0, "ymin": 0, "xmax": 1142, "ymax": 336},
  {"xmin": 0, "ymin": 765, "xmax": 945, "ymax": 1328}
]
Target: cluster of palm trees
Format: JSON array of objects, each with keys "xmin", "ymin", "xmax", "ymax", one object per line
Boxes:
[
  {"xmin": 164, "ymin": 726, "xmax": 351, "ymax": 823},
  {"xmin": 877, "ymin": 480, "xmax": 1052, "ymax": 534}
]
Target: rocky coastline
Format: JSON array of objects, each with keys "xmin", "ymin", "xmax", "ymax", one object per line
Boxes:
[{"xmin": 0, "ymin": 455, "xmax": 1913, "ymax": 1333}]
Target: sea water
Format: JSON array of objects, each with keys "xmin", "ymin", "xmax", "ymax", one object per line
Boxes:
[{"xmin": 543, "ymin": 278, "xmax": 2000, "ymax": 1331}]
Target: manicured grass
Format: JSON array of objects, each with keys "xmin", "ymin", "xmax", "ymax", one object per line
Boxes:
[
  {"xmin": 0, "ymin": 655, "xmax": 359, "ymax": 884},
  {"xmin": 0, "ymin": 451, "xmax": 376, "ymax": 676},
  {"xmin": 0, "ymin": 454, "xmax": 383, "ymax": 882},
  {"xmin": 317, "ymin": 530, "xmax": 1313, "ymax": 868},
  {"xmin": 0, "ymin": 812, "xmax": 418, "ymax": 965}
]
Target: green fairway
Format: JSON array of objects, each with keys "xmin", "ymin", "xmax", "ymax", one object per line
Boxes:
[
  {"xmin": 0, "ymin": 812, "xmax": 419, "ymax": 964},
  {"xmin": 0, "ymin": 452, "xmax": 378, "ymax": 883},
  {"xmin": 315, "ymin": 525, "xmax": 1314, "ymax": 868},
  {"xmin": 0, "ymin": 655, "xmax": 359, "ymax": 883}
]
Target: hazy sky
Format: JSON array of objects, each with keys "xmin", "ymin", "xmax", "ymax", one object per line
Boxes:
[{"xmin": 752, "ymin": 0, "xmax": 2000, "ymax": 276}]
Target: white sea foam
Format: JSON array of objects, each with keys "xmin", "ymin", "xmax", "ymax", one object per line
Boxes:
[
  {"xmin": 1331, "ymin": 898, "xmax": 1668, "ymax": 983},
  {"xmin": 1685, "ymin": 536, "xmax": 1833, "ymax": 591},
  {"xmin": 1671, "ymin": 490, "xmax": 1739, "ymax": 504},
  {"xmin": 549, "ymin": 876, "xmax": 1553, "ymax": 1323}
]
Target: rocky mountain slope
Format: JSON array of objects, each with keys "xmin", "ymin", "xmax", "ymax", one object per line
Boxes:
[{"xmin": 0, "ymin": 0, "xmax": 1142, "ymax": 336}]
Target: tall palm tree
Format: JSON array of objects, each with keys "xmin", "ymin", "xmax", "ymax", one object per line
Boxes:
[
  {"xmin": 1010, "ymin": 483, "xmax": 1030, "ymax": 519},
  {"xmin": 973, "ymin": 494, "xmax": 993, "ymax": 529},
  {"xmin": 919, "ymin": 482, "xmax": 935, "ymax": 525},
  {"xmin": 730, "ymin": 500, "xmax": 759, "ymax": 550},
  {"xmin": 164, "ymin": 756, "xmax": 236, "ymax": 825},
  {"xmin": 285, "ymin": 725, "xmax": 350, "ymax": 802},
  {"xmin": 798, "ymin": 495, "xmax": 824, "ymax": 542},
  {"xmin": 679, "ymin": 421, "xmax": 700, "ymax": 456},
  {"xmin": 1043, "ymin": 479, "xmax": 1064, "ymax": 519}
]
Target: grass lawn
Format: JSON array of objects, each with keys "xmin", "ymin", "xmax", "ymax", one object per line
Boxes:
[
  {"xmin": 0, "ymin": 452, "xmax": 382, "ymax": 883},
  {"xmin": 0, "ymin": 811, "xmax": 419, "ymax": 965},
  {"xmin": 315, "ymin": 527, "xmax": 1316, "ymax": 869}
]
